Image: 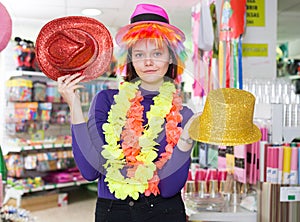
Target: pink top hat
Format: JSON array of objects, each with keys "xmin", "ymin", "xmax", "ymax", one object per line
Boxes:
[
  {"xmin": 115, "ymin": 3, "xmax": 185, "ymax": 45},
  {"xmin": 130, "ymin": 4, "xmax": 169, "ymax": 23},
  {"xmin": 0, "ymin": 2, "xmax": 12, "ymax": 52}
]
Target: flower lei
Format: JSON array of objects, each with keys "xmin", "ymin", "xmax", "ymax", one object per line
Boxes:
[{"xmin": 101, "ymin": 81, "xmax": 183, "ymax": 200}]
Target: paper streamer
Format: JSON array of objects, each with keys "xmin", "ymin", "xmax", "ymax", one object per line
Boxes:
[
  {"xmin": 238, "ymin": 37, "xmax": 243, "ymax": 89},
  {"xmin": 225, "ymin": 40, "xmax": 231, "ymax": 88},
  {"xmin": 218, "ymin": 41, "xmax": 224, "ymax": 88},
  {"xmin": 233, "ymin": 39, "xmax": 238, "ymax": 88}
]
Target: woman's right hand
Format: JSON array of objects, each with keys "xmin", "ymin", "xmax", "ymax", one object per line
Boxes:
[
  {"xmin": 57, "ymin": 73, "xmax": 86, "ymax": 124},
  {"xmin": 57, "ymin": 73, "xmax": 85, "ymax": 109}
]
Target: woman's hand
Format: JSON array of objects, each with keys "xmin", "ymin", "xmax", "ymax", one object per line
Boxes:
[
  {"xmin": 177, "ymin": 113, "xmax": 201, "ymax": 152},
  {"xmin": 57, "ymin": 73, "xmax": 86, "ymax": 124},
  {"xmin": 57, "ymin": 73, "xmax": 85, "ymax": 108}
]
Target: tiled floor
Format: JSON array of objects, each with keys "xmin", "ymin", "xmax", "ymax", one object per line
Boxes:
[{"xmin": 30, "ymin": 187, "xmax": 97, "ymax": 222}]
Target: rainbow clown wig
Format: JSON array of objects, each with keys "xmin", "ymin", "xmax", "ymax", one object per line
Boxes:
[{"xmin": 115, "ymin": 23, "xmax": 187, "ymax": 82}]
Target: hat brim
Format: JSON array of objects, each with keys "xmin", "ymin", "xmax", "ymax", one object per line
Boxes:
[
  {"xmin": 0, "ymin": 3, "xmax": 12, "ymax": 52},
  {"xmin": 188, "ymin": 115, "xmax": 262, "ymax": 146},
  {"xmin": 36, "ymin": 16, "xmax": 113, "ymax": 82},
  {"xmin": 115, "ymin": 21, "xmax": 185, "ymax": 46}
]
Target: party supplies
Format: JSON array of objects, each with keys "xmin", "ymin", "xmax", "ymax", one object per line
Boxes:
[
  {"xmin": 234, "ymin": 145, "xmax": 247, "ymax": 183},
  {"xmin": 226, "ymin": 146, "xmax": 234, "ymax": 174},
  {"xmin": 247, "ymin": 143, "xmax": 256, "ymax": 184},
  {"xmin": 259, "ymin": 141, "xmax": 268, "ymax": 182},
  {"xmin": 218, "ymin": 145, "xmax": 227, "ymax": 170},
  {"xmin": 208, "ymin": 145, "xmax": 218, "ymax": 168},
  {"xmin": 252, "ymin": 142, "xmax": 258, "ymax": 184},
  {"xmin": 32, "ymin": 81, "xmax": 47, "ymax": 101},
  {"xmin": 14, "ymin": 102, "xmax": 38, "ymax": 122},
  {"xmin": 266, "ymin": 145, "xmax": 273, "ymax": 183},
  {"xmin": 46, "ymin": 81, "xmax": 61, "ymax": 103},
  {"xmin": 277, "ymin": 145, "xmax": 284, "ymax": 184},
  {"xmin": 206, "ymin": 168, "xmax": 218, "ymax": 198},
  {"xmin": 256, "ymin": 141, "xmax": 260, "ymax": 182},
  {"xmin": 260, "ymin": 126, "xmax": 268, "ymax": 141},
  {"xmin": 6, "ymin": 78, "xmax": 32, "ymax": 102},
  {"xmin": 38, "ymin": 102, "xmax": 52, "ymax": 121},
  {"xmin": 184, "ymin": 169, "xmax": 195, "ymax": 198},
  {"xmin": 283, "ymin": 144, "xmax": 291, "ymax": 184},
  {"xmin": 218, "ymin": 169, "xmax": 227, "ymax": 194},
  {"xmin": 290, "ymin": 146, "xmax": 298, "ymax": 185},
  {"xmin": 199, "ymin": 142, "xmax": 209, "ymax": 167},
  {"xmin": 271, "ymin": 145, "xmax": 279, "ymax": 184},
  {"xmin": 266, "ymin": 145, "xmax": 279, "ymax": 184},
  {"xmin": 195, "ymin": 168, "xmax": 207, "ymax": 198}
]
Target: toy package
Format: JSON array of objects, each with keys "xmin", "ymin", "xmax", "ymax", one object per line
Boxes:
[{"xmin": 6, "ymin": 78, "xmax": 32, "ymax": 102}]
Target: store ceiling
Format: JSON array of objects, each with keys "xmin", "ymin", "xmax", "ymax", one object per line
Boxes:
[
  {"xmin": 1, "ymin": 0, "xmax": 300, "ymax": 44},
  {"xmin": 277, "ymin": 0, "xmax": 300, "ymax": 44},
  {"xmin": 1, "ymin": 0, "xmax": 198, "ymax": 41}
]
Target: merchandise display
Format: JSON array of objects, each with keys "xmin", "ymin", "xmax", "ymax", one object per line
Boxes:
[
  {"xmin": 5, "ymin": 79, "xmax": 33, "ymax": 102},
  {"xmin": 14, "ymin": 37, "xmax": 39, "ymax": 72},
  {"xmin": 0, "ymin": 1, "xmax": 299, "ymax": 222},
  {"xmin": 0, "ymin": 205, "xmax": 35, "ymax": 222},
  {"xmin": 4, "ymin": 75, "xmax": 118, "ymax": 146}
]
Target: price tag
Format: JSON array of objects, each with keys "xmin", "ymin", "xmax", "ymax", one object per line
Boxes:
[{"xmin": 280, "ymin": 187, "xmax": 300, "ymax": 202}]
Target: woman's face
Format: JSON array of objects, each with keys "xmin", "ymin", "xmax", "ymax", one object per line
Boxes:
[{"xmin": 131, "ymin": 39, "xmax": 171, "ymax": 90}]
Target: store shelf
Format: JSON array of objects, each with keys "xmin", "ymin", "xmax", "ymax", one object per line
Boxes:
[
  {"xmin": 23, "ymin": 180, "xmax": 92, "ymax": 193},
  {"xmin": 6, "ymin": 143, "xmax": 72, "ymax": 154},
  {"xmin": 10, "ymin": 70, "xmax": 45, "ymax": 78},
  {"xmin": 283, "ymin": 127, "xmax": 300, "ymax": 142},
  {"xmin": 288, "ymin": 75, "xmax": 300, "ymax": 80},
  {"xmin": 187, "ymin": 205, "xmax": 257, "ymax": 222},
  {"xmin": 254, "ymin": 103, "xmax": 300, "ymax": 143},
  {"xmin": 254, "ymin": 103, "xmax": 272, "ymax": 120},
  {"xmin": 9, "ymin": 70, "xmax": 120, "ymax": 82},
  {"xmin": 97, "ymin": 76, "xmax": 120, "ymax": 82}
]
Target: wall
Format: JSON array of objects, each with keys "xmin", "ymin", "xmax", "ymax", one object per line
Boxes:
[
  {"xmin": 242, "ymin": 0, "xmax": 277, "ymax": 80},
  {"xmin": 0, "ymin": 41, "xmax": 20, "ymax": 150},
  {"xmin": 288, "ymin": 39, "xmax": 300, "ymax": 58}
]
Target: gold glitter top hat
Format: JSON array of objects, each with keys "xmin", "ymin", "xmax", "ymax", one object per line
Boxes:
[{"xmin": 189, "ymin": 88, "xmax": 261, "ymax": 146}]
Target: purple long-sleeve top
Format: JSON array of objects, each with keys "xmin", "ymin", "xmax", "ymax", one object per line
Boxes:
[{"xmin": 71, "ymin": 87, "xmax": 194, "ymax": 200}]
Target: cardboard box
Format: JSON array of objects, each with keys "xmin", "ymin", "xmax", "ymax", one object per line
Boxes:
[
  {"xmin": 5, "ymin": 192, "xmax": 59, "ymax": 212},
  {"xmin": 58, "ymin": 193, "xmax": 68, "ymax": 207}
]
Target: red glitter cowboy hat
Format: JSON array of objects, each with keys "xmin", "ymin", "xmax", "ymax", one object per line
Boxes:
[
  {"xmin": 36, "ymin": 16, "xmax": 113, "ymax": 82},
  {"xmin": 115, "ymin": 3, "xmax": 185, "ymax": 45},
  {"xmin": 0, "ymin": 2, "xmax": 12, "ymax": 52}
]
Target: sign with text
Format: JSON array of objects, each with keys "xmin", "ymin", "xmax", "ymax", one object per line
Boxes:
[
  {"xmin": 246, "ymin": 0, "xmax": 265, "ymax": 27},
  {"xmin": 242, "ymin": 43, "xmax": 268, "ymax": 57}
]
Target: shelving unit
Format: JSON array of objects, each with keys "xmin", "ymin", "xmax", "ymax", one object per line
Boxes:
[
  {"xmin": 2, "ymin": 71, "xmax": 119, "ymax": 198},
  {"xmin": 254, "ymin": 103, "xmax": 300, "ymax": 143},
  {"xmin": 8, "ymin": 70, "xmax": 121, "ymax": 82},
  {"xmin": 6, "ymin": 143, "xmax": 72, "ymax": 153},
  {"xmin": 254, "ymin": 102, "xmax": 300, "ymax": 222},
  {"xmin": 23, "ymin": 180, "xmax": 92, "ymax": 194},
  {"xmin": 188, "ymin": 206, "xmax": 257, "ymax": 222}
]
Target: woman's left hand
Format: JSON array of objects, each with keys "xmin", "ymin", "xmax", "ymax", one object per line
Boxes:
[
  {"xmin": 184, "ymin": 112, "xmax": 201, "ymax": 134},
  {"xmin": 177, "ymin": 113, "xmax": 201, "ymax": 151}
]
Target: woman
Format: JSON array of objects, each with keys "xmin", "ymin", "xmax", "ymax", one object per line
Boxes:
[{"xmin": 58, "ymin": 4, "xmax": 196, "ymax": 222}]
